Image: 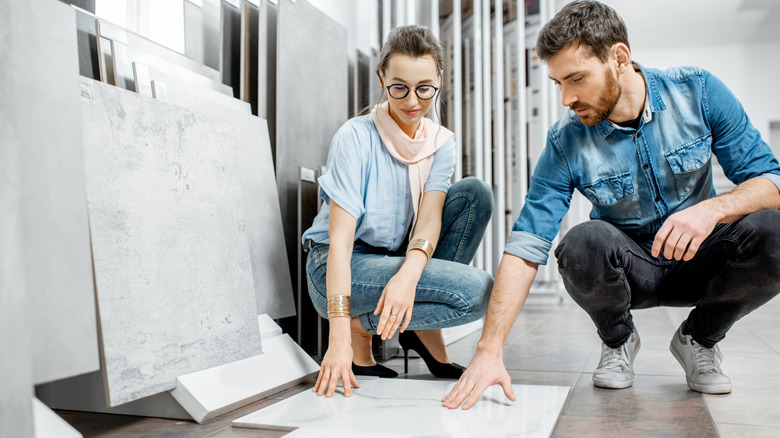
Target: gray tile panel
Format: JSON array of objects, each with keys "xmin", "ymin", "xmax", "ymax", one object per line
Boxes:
[{"xmin": 80, "ymin": 78, "xmax": 262, "ymax": 406}]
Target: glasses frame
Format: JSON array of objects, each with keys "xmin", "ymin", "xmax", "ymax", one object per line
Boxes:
[{"xmin": 385, "ymin": 83, "xmax": 440, "ymax": 100}]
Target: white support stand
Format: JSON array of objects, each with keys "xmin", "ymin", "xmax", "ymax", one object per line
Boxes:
[
  {"xmin": 36, "ymin": 315, "xmax": 319, "ymax": 424},
  {"xmin": 33, "ymin": 398, "xmax": 82, "ymax": 438}
]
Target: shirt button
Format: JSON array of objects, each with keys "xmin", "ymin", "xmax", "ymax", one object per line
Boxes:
[
  {"xmin": 642, "ymin": 163, "xmax": 649, "ymax": 170},
  {"xmin": 654, "ymin": 196, "xmax": 661, "ymax": 202}
]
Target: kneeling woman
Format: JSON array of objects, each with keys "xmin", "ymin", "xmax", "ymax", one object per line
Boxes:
[{"xmin": 302, "ymin": 25, "xmax": 493, "ymax": 397}]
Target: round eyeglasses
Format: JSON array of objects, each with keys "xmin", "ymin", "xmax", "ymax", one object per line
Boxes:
[{"xmin": 385, "ymin": 83, "xmax": 439, "ymax": 100}]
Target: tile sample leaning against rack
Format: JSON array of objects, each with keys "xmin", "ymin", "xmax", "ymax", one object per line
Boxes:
[{"xmin": 80, "ymin": 78, "xmax": 262, "ymax": 407}]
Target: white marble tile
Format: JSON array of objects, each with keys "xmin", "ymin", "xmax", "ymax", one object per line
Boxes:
[
  {"xmin": 14, "ymin": 0, "xmax": 100, "ymax": 386},
  {"xmin": 80, "ymin": 78, "xmax": 262, "ymax": 406},
  {"xmin": 233, "ymin": 379, "xmax": 570, "ymax": 438}
]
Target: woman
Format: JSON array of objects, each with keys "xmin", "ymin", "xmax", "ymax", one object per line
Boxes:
[{"xmin": 302, "ymin": 25, "xmax": 494, "ymax": 398}]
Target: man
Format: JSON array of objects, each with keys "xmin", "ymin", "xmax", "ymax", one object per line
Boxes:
[{"xmin": 442, "ymin": 0, "xmax": 780, "ymax": 409}]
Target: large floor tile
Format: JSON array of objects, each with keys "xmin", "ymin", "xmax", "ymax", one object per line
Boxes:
[
  {"xmin": 704, "ymin": 374, "xmax": 780, "ymax": 427},
  {"xmin": 715, "ymin": 423, "xmax": 780, "ymax": 438},
  {"xmin": 233, "ymin": 379, "xmax": 570, "ymax": 438}
]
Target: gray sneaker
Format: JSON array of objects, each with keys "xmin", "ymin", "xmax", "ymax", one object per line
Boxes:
[
  {"xmin": 669, "ymin": 323, "xmax": 732, "ymax": 394},
  {"xmin": 593, "ymin": 330, "xmax": 641, "ymax": 389}
]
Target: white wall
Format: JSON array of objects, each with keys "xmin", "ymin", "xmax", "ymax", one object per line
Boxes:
[{"xmin": 633, "ymin": 41, "xmax": 780, "ymax": 144}]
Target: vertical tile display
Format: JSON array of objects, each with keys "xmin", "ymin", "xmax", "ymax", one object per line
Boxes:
[
  {"xmin": 153, "ymin": 79, "xmax": 296, "ymax": 320},
  {"xmin": 276, "ymin": 0, "xmax": 348, "ymax": 325},
  {"xmin": 15, "ymin": 0, "xmax": 100, "ymax": 386},
  {"xmin": 80, "ymin": 78, "xmax": 262, "ymax": 407}
]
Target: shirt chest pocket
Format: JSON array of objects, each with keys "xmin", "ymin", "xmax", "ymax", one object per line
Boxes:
[
  {"xmin": 582, "ymin": 171, "xmax": 641, "ymax": 221},
  {"xmin": 664, "ymin": 134, "xmax": 712, "ymax": 199}
]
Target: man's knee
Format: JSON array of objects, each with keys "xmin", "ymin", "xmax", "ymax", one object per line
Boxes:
[
  {"xmin": 555, "ymin": 220, "xmax": 622, "ymax": 264},
  {"xmin": 739, "ymin": 210, "xmax": 780, "ymax": 276}
]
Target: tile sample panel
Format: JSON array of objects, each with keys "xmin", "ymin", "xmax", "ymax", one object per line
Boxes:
[
  {"xmin": 276, "ymin": 0, "xmax": 348, "ymax": 281},
  {"xmin": 0, "ymin": 1, "xmax": 33, "ymax": 434},
  {"xmin": 233, "ymin": 379, "xmax": 570, "ymax": 437},
  {"xmin": 154, "ymin": 79, "xmax": 295, "ymax": 319},
  {"xmin": 80, "ymin": 78, "xmax": 262, "ymax": 406},
  {"xmin": 15, "ymin": 0, "xmax": 100, "ymax": 386}
]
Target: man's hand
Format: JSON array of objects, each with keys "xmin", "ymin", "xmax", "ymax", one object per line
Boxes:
[
  {"xmin": 441, "ymin": 351, "xmax": 515, "ymax": 410},
  {"xmin": 651, "ymin": 202, "xmax": 719, "ymax": 261}
]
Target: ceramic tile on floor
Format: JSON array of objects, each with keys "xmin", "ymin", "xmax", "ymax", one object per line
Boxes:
[
  {"xmin": 553, "ymin": 373, "xmax": 716, "ymax": 437},
  {"xmin": 715, "ymin": 423, "xmax": 780, "ymax": 438},
  {"xmin": 233, "ymin": 378, "xmax": 570, "ymax": 438},
  {"xmin": 704, "ymin": 374, "xmax": 780, "ymax": 427}
]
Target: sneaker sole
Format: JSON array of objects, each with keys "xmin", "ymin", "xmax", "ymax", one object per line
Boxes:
[
  {"xmin": 686, "ymin": 380, "xmax": 732, "ymax": 394},
  {"xmin": 592, "ymin": 377, "xmax": 634, "ymax": 389},
  {"xmin": 670, "ymin": 337, "xmax": 732, "ymax": 394}
]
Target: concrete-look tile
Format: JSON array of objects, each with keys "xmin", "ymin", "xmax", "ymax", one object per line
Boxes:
[
  {"xmin": 502, "ymin": 342, "xmax": 593, "ymax": 373},
  {"xmin": 506, "ymin": 371, "xmax": 581, "ymax": 388},
  {"xmin": 704, "ymin": 374, "xmax": 780, "ymax": 427},
  {"xmin": 715, "ymin": 423, "xmax": 780, "ymax": 438},
  {"xmin": 81, "ymin": 78, "xmax": 262, "ymax": 406}
]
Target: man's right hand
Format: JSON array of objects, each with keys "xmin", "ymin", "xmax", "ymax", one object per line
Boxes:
[{"xmin": 441, "ymin": 350, "xmax": 516, "ymax": 410}]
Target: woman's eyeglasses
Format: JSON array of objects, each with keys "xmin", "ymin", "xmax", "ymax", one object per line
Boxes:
[{"xmin": 385, "ymin": 84, "xmax": 439, "ymax": 100}]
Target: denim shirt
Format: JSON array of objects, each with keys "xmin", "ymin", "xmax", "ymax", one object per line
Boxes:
[
  {"xmin": 302, "ymin": 114, "xmax": 456, "ymax": 251},
  {"xmin": 505, "ymin": 63, "xmax": 780, "ymax": 265}
]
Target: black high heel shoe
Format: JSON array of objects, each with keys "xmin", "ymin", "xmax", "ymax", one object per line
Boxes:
[
  {"xmin": 398, "ymin": 331, "xmax": 466, "ymax": 379},
  {"xmin": 352, "ymin": 362, "xmax": 398, "ymax": 378}
]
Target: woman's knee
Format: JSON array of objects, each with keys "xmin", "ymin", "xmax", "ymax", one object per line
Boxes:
[{"xmin": 449, "ymin": 177, "xmax": 494, "ymax": 216}]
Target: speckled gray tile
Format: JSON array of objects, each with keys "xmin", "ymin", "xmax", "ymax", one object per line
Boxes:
[{"xmin": 80, "ymin": 78, "xmax": 261, "ymax": 406}]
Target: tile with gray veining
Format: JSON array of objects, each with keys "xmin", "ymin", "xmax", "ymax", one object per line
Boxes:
[
  {"xmin": 80, "ymin": 78, "xmax": 261, "ymax": 406},
  {"xmin": 233, "ymin": 379, "xmax": 570, "ymax": 438}
]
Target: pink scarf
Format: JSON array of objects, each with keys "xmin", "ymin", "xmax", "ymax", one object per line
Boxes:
[{"xmin": 371, "ymin": 101, "xmax": 454, "ymax": 233}]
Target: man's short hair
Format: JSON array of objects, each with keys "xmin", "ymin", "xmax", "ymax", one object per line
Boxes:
[{"xmin": 536, "ymin": 0, "xmax": 629, "ymax": 63}]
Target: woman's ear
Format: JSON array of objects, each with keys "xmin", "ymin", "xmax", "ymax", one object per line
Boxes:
[{"xmin": 377, "ymin": 71, "xmax": 384, "ymax": 88}]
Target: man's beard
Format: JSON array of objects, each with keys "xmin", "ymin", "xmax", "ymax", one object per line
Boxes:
[{"xmin": 570, "ymin": 68, "xmax": 621, "ymax": 126}]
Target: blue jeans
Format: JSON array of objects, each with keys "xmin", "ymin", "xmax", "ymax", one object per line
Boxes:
[
  {"xmin": 555, "ymin": 210, "xmax": 780, "ymax": 348},
  {"xmin": 306, "ymin": 177, "xmax": 495, "ymax": 333}
]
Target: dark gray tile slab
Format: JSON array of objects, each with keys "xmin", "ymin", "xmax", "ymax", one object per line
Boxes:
[
  {"xmin": 276, "ymin": 0, "xmax": 348, "ymax": 327},
  {"xmin": 80, "ymin": 78, "xmax": 262, "ymax": 406}
]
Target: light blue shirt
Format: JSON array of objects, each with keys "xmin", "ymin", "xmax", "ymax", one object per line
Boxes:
[
  {"xmin": 506, "ymin": 63, "xmax": 780, "ymax": 265},
  {"xmin": 302, "ymin": 114, "xmax": 457, "ymax": 251}
]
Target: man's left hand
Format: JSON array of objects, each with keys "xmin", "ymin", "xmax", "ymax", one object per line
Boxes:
[{"xmin": 651, "ymin": 203, "xmax": 719, "ymax": 261}]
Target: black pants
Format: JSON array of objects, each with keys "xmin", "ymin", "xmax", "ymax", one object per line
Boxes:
[{"xmin": 554, "ymin": 210, "xmax": 780, "ymax": 349}]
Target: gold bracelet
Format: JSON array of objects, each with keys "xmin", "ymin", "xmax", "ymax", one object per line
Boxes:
[
  {"xmin": 406, "ymin": 238, "xmax": 434, "ymax": 263},
  {"xmin": 327, "ymin": 295, "xmax": 351, "ymax": 319}
]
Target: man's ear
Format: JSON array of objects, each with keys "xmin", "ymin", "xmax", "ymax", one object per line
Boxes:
[{"xmin": 612, "ymin": 43, "xmax": 631, "ymax": 73}]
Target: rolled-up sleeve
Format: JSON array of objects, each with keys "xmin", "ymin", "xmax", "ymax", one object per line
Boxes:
[
  {"xmin": 704, "ymin": 71, "xmax": 780, "ymax": 191},
  {"xmin": 317, "ymin": 124, "xmax": 366, "ymax": 220},
  {"xmin": 424, "ymin": 138, "xmax": 456, "ymax": 193},
  {"xmin": 505, "ymin": 131, "xmax": 574, "ymax": 265}
]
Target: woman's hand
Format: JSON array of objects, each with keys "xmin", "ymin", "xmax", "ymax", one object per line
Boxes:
[
  {"xmin": 313, "ymin": 340, "xmax": 360, "ymax": 397},
  {"xmin": 374, "ymin": 252, "xmax": 425, "ymax": 340}
]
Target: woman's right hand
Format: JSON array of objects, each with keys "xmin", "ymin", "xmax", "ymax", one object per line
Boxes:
[{"xmin": 313, "ymin": 341, "xmax": 360, "ymax": 397}]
